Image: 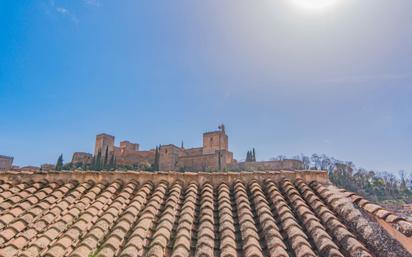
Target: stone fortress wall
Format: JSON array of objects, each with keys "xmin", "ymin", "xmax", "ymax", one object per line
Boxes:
[
  {"xmin": 90, "ymin": 125, "xmax": 236, "ymax": 171},
  {"xmin": 235, "ymin": 159, "xmax": 304, "ymax": 171},
  {"xmin": 71, "ymin": 152, "xmax": 93, "ymax": 165},
  {"xmin": 156, "ymin": 126, "xmax": 235, "ymax": 171},
  {"xmin": 0, "ymin": 155, "xmax": 13, "ymax": 171},
  {"xmin": 73, "ymin": 125, "xmax": 304, "ymax": 172}
]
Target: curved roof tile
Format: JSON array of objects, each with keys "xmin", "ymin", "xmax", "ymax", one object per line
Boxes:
[{"xmin": 0, "ymin": 171, "xmax": 409, "ymax": 257}]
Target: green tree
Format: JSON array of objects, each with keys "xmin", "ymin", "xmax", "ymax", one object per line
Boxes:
[
  {"xmin": 95, "ymin": 150, "xmax": 102, "ymax": 171},
  {"xmin": 245, "ymin": 149, "xmax": 256, "ymax": 162},
  {"xmin": 246, "ymin": 151, "xmax": 251, "ymax": 162},
  {"xmin": 91, "ymin": 156, "xmax": 96, "ymax": 170},
  {"xmin": 109, "ymin": 154, "xmax": 116, "ymax": 171},
  {"xmin": 62, "ymin": 163, "xmax": 72, "ymax": 171},
  {"xmin": 103, "ymin": 146, "xmax": 109, "ymax": 170},
  {"xmin": 153, "ymin": 146, "xmax": 160, "ymax": 171},
  {"xmin": 56, "ymin": 154, "xmax": 64, "ymax": 171}
]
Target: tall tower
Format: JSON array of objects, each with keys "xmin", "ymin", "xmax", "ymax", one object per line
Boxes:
[
  {"xmin": 120, "ymin": 141, "xmax": 139, "ymax": 154},
  {"xmin": 95, "ymin": 133, "xmax": 115, "ymax": 158},
  {"xmin": 202, "ymin": 125, "xmax": 229, "ymax": 155}
]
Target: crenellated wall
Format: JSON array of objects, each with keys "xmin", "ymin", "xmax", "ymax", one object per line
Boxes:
[{"xmin": 0, "ymin": 170, "xmax": 330, "ymax": 187}]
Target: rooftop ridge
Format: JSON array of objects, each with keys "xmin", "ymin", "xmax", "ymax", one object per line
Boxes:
[{"xmin": 0, "ymin": 170, "xmax": 329, "ymax": 186}]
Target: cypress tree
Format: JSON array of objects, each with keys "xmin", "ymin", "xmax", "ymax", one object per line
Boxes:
[
  {"xmin": 91, "ymin": 156, "xmax": 96, "ymax": 170},
  {"xmin": 153, "ymin": 146, "xmax": 158, "ymax": 171},
  {"xmin": 95, "ymin": 150, "xmax": 102, "ymax": 171},
  {"xmin": 103, "ymin": 146, "xmax": 109, "ymax": 170},
  {"xmin": 153, "ymin": 146, "xmax": 160, "ymax": 171},
  {"xmin": 218, "ymin": 151, "xmax": 222, "ymax": 171},
  {"xmin": 109, "ymin": 154, "xmax": 116, "ymax": 170},
  {"xmin": 56, "ymin": 154, "xmax": 64, "ymax": 171},
  {"xmin": 157, "ymin": 146, "xmax": 161, "ymax": 170},
  {"xmin": 252, "ymin": 148, "xmax": 256, "ymax": 162}
]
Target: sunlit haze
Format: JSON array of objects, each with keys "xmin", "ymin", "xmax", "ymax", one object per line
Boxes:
[
  {"xmin": 290, "ymin": 0, "xmax": 340, "ymax": 10},
  {"xmin": 0, "ymin": 0, "xmax": 411, "ymax": 172}
]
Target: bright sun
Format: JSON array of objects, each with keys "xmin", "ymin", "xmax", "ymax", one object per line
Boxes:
[{"xmin": 290, "ymin": 0, "xmax": 339, "ymax": 10}]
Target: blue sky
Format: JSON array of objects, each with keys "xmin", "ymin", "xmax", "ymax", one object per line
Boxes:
[{"xmin": 0, "ymin": 0, "xmax": 411, "ymax": 171}]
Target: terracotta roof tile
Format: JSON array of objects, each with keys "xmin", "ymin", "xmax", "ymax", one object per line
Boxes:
[
  {"xmin": 118, "ymin": 182, "xmax": 168, "ymax": 257},
  {"xmin": 397, "ymin": 220, "xmax": 412, "ymax": 237},
  {"xmin": 0, "ymin": 172, "xmax": 410, "ymax": 257},
  {"xmin": 336, "ymin": 187, "xmax": 412, "ymax": 238},
  {"xmin": 249, "ymin": 181, "xmax": 288, "ymax": 257},
  {"xmin": 147, "ymin": 183, "xmax": 182, "ymax": 257},
  {"xmin": 265, "ymin": 180, "xmax": 317, "ymax": 257},
  {"xmin": 310, "ymin": 181, "xmax": 412, "ymax": 257}
]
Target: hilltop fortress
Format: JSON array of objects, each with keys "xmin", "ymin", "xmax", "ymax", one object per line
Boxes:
[
  {"xmin": 73, "ymin": 125, "xmax": 235, "ymax": 171},
  {"xmin": 71, "ymin": 125, "xmax": 302, "ymax": 171}
]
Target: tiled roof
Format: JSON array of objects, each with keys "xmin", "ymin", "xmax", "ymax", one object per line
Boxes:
[
  {"xmin": 340, "ymin": 190, "xmax": 412, "ymax": 237},
  {"xmin": 0, "ymin": 171, "xmax": 410, "ymax": 257}
]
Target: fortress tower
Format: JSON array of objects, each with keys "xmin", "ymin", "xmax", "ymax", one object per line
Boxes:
[
  {"xmin": 94, "ymin": 133, "xmax": 115, "ymax": 158},
  {"xmin": 202, "ymin": 124, "xmax": 228, "ymax": 155},
  {"xmin": 120, "ymin": 141, "xmax": 139, "ymax": 154}
]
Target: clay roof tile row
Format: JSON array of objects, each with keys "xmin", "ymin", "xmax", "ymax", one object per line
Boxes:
[
  {"xmin": 0, "ymin": 173, "xmax": 410, "ymax": 257},
  {"xmin": 339, "ymin": 189, "xmax": 412, "ymax": 237}
]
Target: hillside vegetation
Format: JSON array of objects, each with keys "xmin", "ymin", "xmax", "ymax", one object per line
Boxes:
[{"xmin": 286, "ymin": 154, "xmax": 412, "ymax": 204}]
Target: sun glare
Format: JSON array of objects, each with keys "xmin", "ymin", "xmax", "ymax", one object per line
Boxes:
[{"xmin": 290, "ymin": 0, "xmax": 339, "ymax": 10}]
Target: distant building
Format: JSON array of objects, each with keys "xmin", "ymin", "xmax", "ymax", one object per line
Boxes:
[
  {"xmin": 20, "ymin": 166, "xmax": 40, "ymax": 172},
  {"xmin": 172, "ymin": 126, "xmax": 234, "ymax": 171},
  {"xmin": 0, "ymin": 155, "xmax": 13, "ymax": 171},
  {"xmin": 71, "ymin": 152, "xmax": 93, "ymax": 166},
  {"xmin": 41, "ymin": 163, "xmax": 56, "ymax": 172},
  {"xmin": 80, "ymin": 125, "xmax": 304, "ymax": 172},
  {"xmin": 235, "ymin": 159, "xmax": 304, "ymax": 171},
  {"xmin": 92, "ymin": 134, "xmax": 155, "ymax": 168},
  {"xmin": 92, "ymin": 125, "xmax": 235, "ymax": 171},
  {"xmin": 94, "ymin": 134, "xmax": 115, "ymax": 157}
]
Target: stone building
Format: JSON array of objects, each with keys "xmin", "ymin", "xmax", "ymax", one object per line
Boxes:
[
  {"xmin": 93, "ymin": 134, "xmax": 155, "ymax": 168},
  {"xmin": 94, "ymin": 133, "xmax": 115, "ymax": 158},
  {"xmin": 91, "ymin": 125, "xmax": 235, "ymax": 171},
  {"xmin": 159, "ymin": 126, "xmax": 235, "ymax": 171},
  {"xmin": 0, "ymin": 155, "xmax": 13, "ymax": 171},
  {"xmin": 19, "ymin": 166, "xmax": 40, "ymax": 172},
  {"xmin": 40, "ymin": 163, "xmax": 56, "ymax": 172},
  {"xmin": 71, "ymin": 152, "xmax": 93, "ymax": 166},
  {"xmin": 235, "ymin": 159, "xmax": 304, "ymax": 171},
  {"xmin": 73, "ymin": 126, "xmax": 308, "ymax": 172}
]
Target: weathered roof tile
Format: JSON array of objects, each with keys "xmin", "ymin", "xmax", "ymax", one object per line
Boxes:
[{"xmin": 0, "ymin": 172, "xmax": 409, "ymax": 257}]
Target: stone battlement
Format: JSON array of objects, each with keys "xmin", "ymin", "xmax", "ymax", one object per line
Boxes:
[{"xmin": 0, "ymin": 170, "xmax": 329, "ymax": 186}]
